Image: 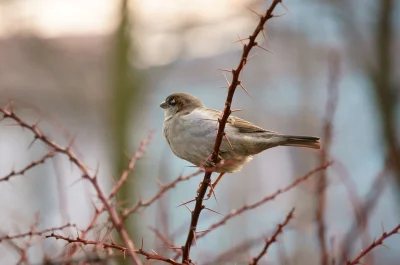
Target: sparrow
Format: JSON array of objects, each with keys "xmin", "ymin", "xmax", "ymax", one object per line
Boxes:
[{"xmin": 160, "ymin": 92, "xmax": 321, "ymax": 195}]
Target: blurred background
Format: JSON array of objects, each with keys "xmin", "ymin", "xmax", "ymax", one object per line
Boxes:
[{"xmin": 0, "ymin": 0, "xmax": 399, "ymax": 264}]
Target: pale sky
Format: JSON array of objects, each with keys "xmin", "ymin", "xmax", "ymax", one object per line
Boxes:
[
  {"xmin": 0, "ymin": 0, "xmax": 258, "ymax": 67},
  {"xmin": 0, "ymin": 0, "xmax": 252, "ymax": 37}
]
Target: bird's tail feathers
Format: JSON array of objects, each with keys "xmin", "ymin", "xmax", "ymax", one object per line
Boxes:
[{"xmin": 280, "ymin": 135, "xmax": 321, "ymax": 150}]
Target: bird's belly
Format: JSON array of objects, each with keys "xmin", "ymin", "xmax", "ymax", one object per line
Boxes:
[
  {"xmin": 164, "ymin": 118, "xmax": 252, "ymax": 172},
  {"xmin": 166, "ymin": 124, "xmax": 215, "ymax": 166}
]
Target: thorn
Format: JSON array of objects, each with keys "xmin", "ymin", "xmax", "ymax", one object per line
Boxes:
[
  {"xmin": 223, "ymin": 132, "xmax": 234, "ymax": 153},
  {"xmin": 161, "ymin": 246, "xmax": 182, "ymax": 250},
  {"xmin": 247, "ymin": 53, "xmax": 258, "ymax": 62},
  {"xmin": 111, "ymin": 175, "xmax": 118, "ymax": 185},
  {"xmin": 272, "ymin": 12, "xmax": 287, "ymax": 18},
  {"xmin": 150, "ymin": 249, "xmax": 158, "ymax": 255},
  {"xmin": 3, "ymin": 100, "xmax": 15, "ymax": 112},
  {"xmin": 195, "ymin": 229, "xmax": 211, "ymax": 234},
  {"xmin": 238, "ymin": 81, "xmax": 252, "ymax": 98},
  {"xmin": 381, "ymin": 242, "xmax": 391, "ymax": 250},
  {"xmin": 222, "ymin": 73, "xmax": 231, "ymax": 87},
  {"xmin": 236, "ymin": 33, "xmax": 245, "ymax": 46},
  {"xmin": 261, "ymin": 28, "xmax": 267, "ymax": 43},
  {"xmin": 231, "ymin": 109, "xmax": 243, "ymax": 113},
  {"xmin": 68, "ymin": 177, "xmax": 85, "ymax": 188},
  {"xmin": 216, "ymin": 68, "xmax": 233, "ymax": 73},
  {"xmin": 193, "ymin": 230, "xmax": 197, "ymax": 245},
  {"xmin": 256, "ymin": 44, "xmax": 274, "ymax": 54},
  {"xmin": 177, "ymin": 199, "xmax": 196, "ymax": 208},
  {"xmin": 245, "ymin": 6, "xmax": 262, "ymax": 17},
  {"xmin": 109, "ymin": 234, "xmax": 116, "ymax": 245},
  {"xmin": 32, "ymin": 116, "xmax": 43, "ymax": 129},
  {"xmin": 95, "ymin": 161, "xmax": 100, "ymax": 177},
  {"xmin": 115, "ymin": 199, "xmax": 130, "ymax": 208},
  {"xmin": 66, "ymin": 134, "xmax": 77, "ymax": 150},
  {"xmin": 181, "ymin": 201, "xmax": 193, "ymax": 213},
  {"xmin": 156, "ymin": 178, "xmax": 165, "ymax": 188},
  {"xmin": 91, "ymin": 200, "xmax": 100, "ymax": 213},
  {"xmin": 187, "ymin": 165, "xmax": 201, "ymax": 168},
  {"xmin": 27, "ymin": 136, "xmax": 38, "ymax": 150},
  {"xmin": 141, "ymin": 238, "xmax": 144, "ymax": 250},
  {"xmin": 233, "ymin": 37, "xmax": 250, "ymax": 43},
  {"xmin": 280, "ymin": 1, "xmax": 290, "ymax": 13},
  {"xmin": 204, "ymin": 207, "xmax": 223, "ymax": 216},
  {"xmin": 207, "ymin": 182, "xmax": 218, "ymax": 203},
  {"xmin": 199, "ymin": 118, "xmax": 219, "ymax": 122}
]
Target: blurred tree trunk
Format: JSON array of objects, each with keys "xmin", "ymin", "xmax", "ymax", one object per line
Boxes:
[
  {"xmin": 109, "ymin": 0, "xmax": 143, "ymax": 263},
  {"xmin": 331, "ymin": 0, "xmax": 399, "ymax": 192},
  {"xmin": 370, "ymin": 0, "xmax": 400, "ymax": 185}
]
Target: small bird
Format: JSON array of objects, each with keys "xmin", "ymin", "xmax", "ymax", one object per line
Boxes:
[{"xmin": 160, "ymin": 92, "xmax": 321, "ymax": 195}]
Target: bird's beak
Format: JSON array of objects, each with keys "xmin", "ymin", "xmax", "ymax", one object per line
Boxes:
[{"xmin": 159, "ymin": 101, "xmax": 168, "ymax": 109}]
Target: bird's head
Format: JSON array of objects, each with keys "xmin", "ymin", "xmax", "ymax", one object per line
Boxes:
[{"xmin": 160, "ymin": 93, "xmax": 204, "ymax": 117}]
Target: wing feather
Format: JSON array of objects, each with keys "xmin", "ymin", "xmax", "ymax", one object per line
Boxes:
[{"xmin": 206, "ymin": 108, "xmax": 277, "ymax": 134}]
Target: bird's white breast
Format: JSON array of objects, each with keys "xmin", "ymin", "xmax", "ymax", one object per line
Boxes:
[
  {"xmin": 163, "ymin": 109, "xmax": 218, "ymax": 166},
  {"xmin": 162, "ymin": 108, "xmax": 253, "ymax": 172}
]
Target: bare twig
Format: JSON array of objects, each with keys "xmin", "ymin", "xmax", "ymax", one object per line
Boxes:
[
  {"xmin": 0, "ymin": 223, "xmax": 74, "ymax": 242},
  {"xmin": 0, "ymin": 105, "xmax": 143, "ymax": 265},
  {"xmin": 0, "ymin": 150, "xmax": 56, "ymax": 182},
  {"xmin": 46, "ymin": 232, "xmax": 185, "ymax": 265},
  {"xmin": 182, "ymin": 1, "xmax": 284, "ymax": 263},
  {"xmin": 250, "ymin": 208, "xmax": 295, "ymax": 265},
  {"xmin": 346, "ymin": 223, "xmax": 400, "ymax": 265},
  {"xmin": 197, "ymin": 163, "xmax": 331, "ymax": 240},
  {"xmin": 316, "ymin": 50, "xmax": 340, "ymax": 265},
  {"xmin": 45, "ymin": 232, "xmax": 127, "ymax": 252},
  {"xmin": 149, "ymin": 227, "xmax": 181, "ymax": 254},
  {"xmin": 137, "ymin": 248, "xmax": 184, "ymax": 265},
  {"xmin": 123, "ymin": 170, "xmax": 203, "ymax": 218},
  {"xmin": 203, "ymin": 235, "xmax": 265, "ymax": 265},
  {"xmin": 108, "ymin": 132, "xmax": 153, "ymax": 200},
  {"xmin": 338, "ymin": 164, "xmax": 389, "ymax": 264}
]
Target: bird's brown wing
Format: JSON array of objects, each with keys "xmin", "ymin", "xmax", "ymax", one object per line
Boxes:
[{"xmin": 206, "ymin": 108, "xmax": 277, "ymax": 134}]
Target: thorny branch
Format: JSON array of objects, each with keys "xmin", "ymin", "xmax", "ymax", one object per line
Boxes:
[
  {"xmin": 122, "ymin": 169, "xmax": 203, "ymax": 219},
  {"xmin": 338, "ymin": 164, "xmax": 390, "ymax": 264},
  {"xmin": 46, "ymin": 233, "xmax": 185, "ymax": 265},
  {"xmin": 65, "ymin": 133, "xmax": 153, "ymax": 258},
  {"xmin": 1, "ymin": 3, "xmax": 397, "ymax": 265},
  {"xmin": 197, "ymin": 162, "xmax": 332, "ymax": 240},
  {"xmin": 0, "ymin": 150, "xmax": 56, "ymax": 182},
  {"xmin": 182, "ymin": 1, "xmax": 284, "ymax": 263},
  {"xmin": 316, "ymin": 51, "xmax": 340, "ymax": 265},
  {"xmin": 108, "ymin": 132, "xmax": 153, "ymax": 200},
  {"xmin": 45, "ymin": 233, "xmax": 127, "ymax": 252},
  {"xmin": 0, "ymin": 223, "xmax": 74, "ymax": 242},
  {"xmin": 0, "ymin": 105, "xmax": 143, "ymax": 265},
  {"xmin": 249, "ymin": 208, "xmax": 295, "ymax": 265},
  {"xmin": 346, "ymin": 223, "xmax": 400, "ymax": 265},
  {"xmin": 1, "ymin": 103, "xmax": 204, "ymax": 264}
]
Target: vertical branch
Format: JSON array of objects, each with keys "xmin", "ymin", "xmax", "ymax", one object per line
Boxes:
[
  {"xmin": 316, "ymin": 51, "xmax": 340, "ymax": 265},
  {"xmin": 181, "ymin": 1, "xmax": 284, "ymax": 263},
  {"xmin": 370, "ymin": 0, "xmax": 399, "ymax": 188},
  {"xmin": 110, "ymin": 0, "xmax": 144, "ymax": 263}
]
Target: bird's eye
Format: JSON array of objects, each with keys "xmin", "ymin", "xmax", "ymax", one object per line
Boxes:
[{"xmin": 168, "ymin": 98, "xmax": 176, "ymax": 106}]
